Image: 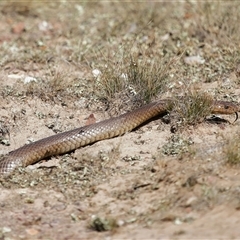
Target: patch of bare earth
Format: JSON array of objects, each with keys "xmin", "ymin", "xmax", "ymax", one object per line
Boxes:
[{"xmin": 1, "ymin": 1, "xmax": 240, "ymax": 239}]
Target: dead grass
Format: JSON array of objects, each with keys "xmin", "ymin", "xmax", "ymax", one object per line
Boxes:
[
  {"xmin": 223, "ymin": 134, "xmax": 240, "ymax": 165},
  {"xmin": 1, "ymin": 1, "xmax": 240, "ymax": 108},
  {"xmin": 95, "ymin": 52, "xmax": 173, "ymax": 105},
  {"xmin": 172, "ymin": 93, "xmax": 214, "ymax": 126},
  {"xmin": 1, "ymin": 1, "xmax": 240, "ymax": 239}
]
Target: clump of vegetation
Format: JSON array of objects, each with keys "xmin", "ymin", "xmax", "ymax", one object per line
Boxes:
[
  {"xmin": 172, "ymin": 93, "xmax": 214, "ymax": 126},
  {"xmin": 223, "ymin": 134, "xmax": 240, "ymax": 165},
  {"xmin": 94, "ymin": 52, "xmax": 173, "ymax": 107},
  {"xmin": 162, "ymin": 134, "xmax": 193, "ymax": 156},
  {"xmin": 89, "ymin": 216, "xmax": 118, "ymax": 232},
  {"xmin": 126, "ymin": 56, "xmax": 173, "ymax": 103}
]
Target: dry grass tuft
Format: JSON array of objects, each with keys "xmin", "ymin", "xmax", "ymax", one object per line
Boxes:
[
  {"xmin": 94, "ymin": 51, "xmax": 174, "ymax": 109},
  {"xmin": 172, "ymin": 93, "xmax": 214, "ymax": 126},
  {"xmin": 126, "ymin": 55, "xmax": 173, "ymax": 103},
  {"xmin": 223, "ymin": 134, "xmax": 240, "ymax": 165}
]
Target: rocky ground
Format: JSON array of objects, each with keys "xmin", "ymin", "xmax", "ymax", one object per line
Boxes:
[{"xmin": 0, "ymin": 1, "xmax": 240, "ymax": 239}]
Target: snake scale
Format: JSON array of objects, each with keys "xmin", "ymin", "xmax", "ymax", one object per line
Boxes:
[{"xmin": 0, "ymin": 98, "xmax": 239, "ymax": 175}]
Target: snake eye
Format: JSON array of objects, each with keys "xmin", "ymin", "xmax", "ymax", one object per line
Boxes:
[{"xmin": 224, "ymin": 105, "xmax": 229, "ymax": 109}]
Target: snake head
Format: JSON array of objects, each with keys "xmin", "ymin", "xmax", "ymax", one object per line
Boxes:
[
  {"xmin": 212, "ymin": 101, "xmax": 240, "ymax": 122},
  {"xmin": 213, "ymin": 101, "xmax": 240, "ymax": 114}
]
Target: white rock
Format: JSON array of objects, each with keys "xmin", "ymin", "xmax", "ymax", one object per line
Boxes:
[
  {"xmin": 92, "ymin": 69, "xmax": 102, "ymax": 78},
  {"xmin": 184, "ymin": 55, "xmax": 205, "ymax": 65},
  {"xmin": 24, "ymin": 76, "xmax": 37, "ymax": 84},
  {"xmin": 38, "ymin": 21, "xmax": 52, "ymax": 32},
  {"xmin": 8, "ymin": 74, "xmax": 24, "ymax": 79},
  {"xmin": 120, "ymin": 73, "xmax": 128, "ymax": 80},
  {"xmin": 75, "ymin": 5, "xmax": 84, "ymax": 15}
]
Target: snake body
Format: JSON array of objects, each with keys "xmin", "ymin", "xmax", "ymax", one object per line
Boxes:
[{"xmin": 0, "ymin": 99, "xmax": 239, "ymax": 175}]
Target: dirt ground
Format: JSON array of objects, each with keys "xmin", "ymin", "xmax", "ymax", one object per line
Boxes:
[{"xmin": 1, "ymin": 1, "xmax": 240, "ymax": 239}]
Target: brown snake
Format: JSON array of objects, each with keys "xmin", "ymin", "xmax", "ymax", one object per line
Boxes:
[{"xmin": 0, "ymin": 98, "xmax": 239, "ymax": 175}]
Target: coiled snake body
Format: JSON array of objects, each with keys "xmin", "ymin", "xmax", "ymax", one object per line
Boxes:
[{"xmin": 0, "ymin": 98, "xmax": 239, "ymax": 175}]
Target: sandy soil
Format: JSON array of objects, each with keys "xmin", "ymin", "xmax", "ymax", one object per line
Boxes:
[{"xmin": 1, "ymin": 2, "xmax": 240, "ymax": 240}]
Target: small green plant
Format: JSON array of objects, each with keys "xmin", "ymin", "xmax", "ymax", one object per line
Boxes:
[
  {"xmin": 89, "ymin": 216, "xmax": 118, "ymax": 232},
  {"xmin": 162, "ymin": 134, "xmax": 193, "ymax": 156}
]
